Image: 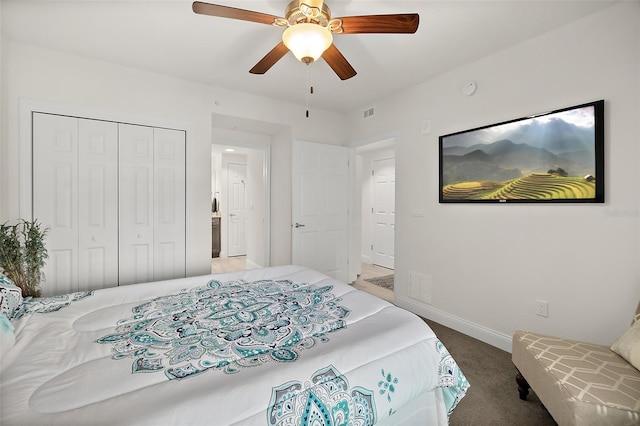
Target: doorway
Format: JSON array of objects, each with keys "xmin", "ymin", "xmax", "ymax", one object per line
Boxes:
[
  {"xmin": 356, "ymin": 139, "xmax": 396, "ymax": 272},
  {"xmin": 211, "ymin": 144, "xmax": 269, "ymax": 270}
]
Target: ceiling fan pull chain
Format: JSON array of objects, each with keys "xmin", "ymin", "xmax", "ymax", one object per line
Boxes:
[
  {"xmin": 306, "ymin": 84, "xmax": 313, "ymax": 118},
  {"xmin": 306, "ymin": 64, "xmax": 312, "ymax": 118}
]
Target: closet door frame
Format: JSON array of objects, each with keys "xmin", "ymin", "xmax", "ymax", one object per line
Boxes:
[{"xmin": 19, "ymin": 99, "xmax": 194, "ymax": 280}]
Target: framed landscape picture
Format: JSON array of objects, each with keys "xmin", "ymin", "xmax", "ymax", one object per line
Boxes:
[{"xmin": 439, "ymin": 100, "xmax": 604, "ymax": 203}]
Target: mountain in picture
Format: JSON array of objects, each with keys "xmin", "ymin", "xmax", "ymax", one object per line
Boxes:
[{"xmin": 440, "ymin": 107, "xmax": 598, "ymax": 201}]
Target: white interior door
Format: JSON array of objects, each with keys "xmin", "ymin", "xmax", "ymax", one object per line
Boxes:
[
  {"xmin": 372, "ymin": 157, "xmax": 395, "ymax": 269},
  {"xmin": 292, "ymin": 141, "xmax": 349, "ymax": 282},
  {"xmin": 227, "ymin": 162, "xmax": 248, "ymax": 257}
]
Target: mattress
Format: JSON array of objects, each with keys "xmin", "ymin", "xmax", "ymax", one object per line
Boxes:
[{"xmin": 1, "ymin": 265, "xmax": 468, "ymax": 425}]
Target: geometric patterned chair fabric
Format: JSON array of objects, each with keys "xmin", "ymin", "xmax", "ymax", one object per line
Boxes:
[{"xmin": 513, "ymin": 331, "xmax": 640, "ymax": 426}]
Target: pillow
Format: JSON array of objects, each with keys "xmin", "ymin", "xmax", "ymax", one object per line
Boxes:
[
  {"xmin": 0, "ymin": 312, "xmax": 16, "ymax": 360},
  {"xmin": 633, "ymin": 300, "xmax": 640, "ymax": 324},
  {"xmin": 611, "ymin": 320, "xmax": 640, "ymax": 371},
  {"xmin": 0, "ymin": 273, "xmax": 23, "ymax": 319},
  {"xmin": 0, "ymin": 273, "xmax": 13, "ymax": 286}
]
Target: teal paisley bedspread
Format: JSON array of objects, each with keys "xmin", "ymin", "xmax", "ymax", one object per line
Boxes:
[
  {"xmin": 268, "ymin": 365, "xmax": 378, "ymax": 426},
  {"xmin": 12, "ymin": 291, "xmax": 94, "ymax": 318},
  {"xmin": 266, "ymin": 341, "xmax": 469, "ymax": 426},
  {"xmin": 3, "ymin": 266, "xmax": 469, "ymax": 425},
  {"xmin": 97, "ymin": 278, "xmax": 350, "ymax": 379}
]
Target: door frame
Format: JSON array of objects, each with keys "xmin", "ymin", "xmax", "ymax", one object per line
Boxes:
[{"xmin": 351, "ymin": 136, "xmax": 397, "ymax": 279}]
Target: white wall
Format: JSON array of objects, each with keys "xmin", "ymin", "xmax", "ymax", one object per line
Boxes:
[
  {"xmin": 0, "ymin": 40, "xmax": 348, "ymax": 278},
  {"xmin": 347, "ymin": 2, "xmax": 640, "ymax": 351}
]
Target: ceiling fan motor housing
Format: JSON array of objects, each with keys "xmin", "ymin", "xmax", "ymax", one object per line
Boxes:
[{"xmin": 283, "ymin": 1, "xmax": 332, "ymax": 26}]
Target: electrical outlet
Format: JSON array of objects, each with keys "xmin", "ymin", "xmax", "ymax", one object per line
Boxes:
[{"xmin": 536, "ymin": 300, "xmax": 549, "ymax": 318}]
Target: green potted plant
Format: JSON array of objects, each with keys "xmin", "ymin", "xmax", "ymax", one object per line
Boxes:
[{"xmin": 0, "ymin": 219, "xmax": 49, "ymax": 297}]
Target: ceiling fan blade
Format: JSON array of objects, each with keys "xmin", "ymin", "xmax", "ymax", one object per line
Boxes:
[
  {"xmin": 192, "ymin": 1, "xmax": 280, "ymax": 25},
  {"xmin": 250, "ymin": 42, "xmax": 290, "ymax": 75},
  {"xmin": 322, "ymin": 44, "xmax": 357, "ymax": 80},
  {"xmin": 338, "ymin": 14, "xmax": 419, "ymax": 34}
]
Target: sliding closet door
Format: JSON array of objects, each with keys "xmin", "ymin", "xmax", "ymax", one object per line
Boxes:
[
  {"xmin": 153, "ymin": 127, "xmax": 186, "ymax": 281},
  {"xmin": 78, "ymin": 119, "xmax": 119, "ymax": 289},
  {"xmin": 33, "ymin": 113, "xmax": 80, "ymax": 295},
  {"xmin": 33, "ymin": 113, "xmax": 118, "ymax": 295},
  {"xmin": 119, "ymin": 124, "xmax": 186, "ymax": 285},
  {"xmin": 119, "ymin": 123, "xmax": 155, "ymax": 286},
  {"xmin": 34, "ymin": 115, "xmax": 186, "ymax": 292}
]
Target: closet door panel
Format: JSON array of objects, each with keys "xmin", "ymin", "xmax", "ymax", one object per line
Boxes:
[
  {"xmin": 119, "ymin": 123, "xmax": 154, "ymax": 286},
  {"xmin": 153, "ymin": 128, "xmax": 186, "ymax": 281},
  {"xmin": 33, "ymin": 113, "xmax": 80, "ymax": 295},
  {"xmin": 78, "ymin": 119, "xmax": 119, "ymax": 290},
  {"xmin": 34, "ymin": 114, "xmax": 187, "ymax": 292}
]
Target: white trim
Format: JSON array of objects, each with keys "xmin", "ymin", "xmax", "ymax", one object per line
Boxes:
[
  {"xmin": 396, "ymin": 295, "xmax": 513, "ymax": 353},
  {"xmin": 245, "ymin": 259, "xmax": 261, "ymax": 270},
  {"xmin": 263, "ymin": 147, "xmax": 272, "ymax": 266},
  {"xmin": 348, "ymin": 149, "xmax": 360, "ymax": 283},
  {"xmin": 19, "ymin": 98, "xmax": 195, "ymax": 275}
]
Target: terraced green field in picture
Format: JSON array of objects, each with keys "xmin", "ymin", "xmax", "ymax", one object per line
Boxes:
[{"xmin": 441, "ymin": 173, "xmax": 596, "ymax": 201}]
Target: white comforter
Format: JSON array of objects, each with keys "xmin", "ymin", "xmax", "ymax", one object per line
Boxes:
[{"xmin": 1, "ymin": 265, "xmax": 468, "ymax": 425}]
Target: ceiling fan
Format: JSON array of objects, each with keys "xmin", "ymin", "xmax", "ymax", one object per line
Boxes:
[{"xmin": 192, "ymin": 0, "xmax": 419, "ymax": 80}]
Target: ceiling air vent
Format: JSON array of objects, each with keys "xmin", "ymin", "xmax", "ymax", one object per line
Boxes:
[{"xmin": 363, "ymin": 107, "xmax": 375, "ymax": 119}]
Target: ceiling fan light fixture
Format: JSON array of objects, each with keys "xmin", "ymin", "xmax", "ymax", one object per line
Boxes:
[{"xmin": 282, "ymin": 23, "xmax": 333, "ymax": 64}]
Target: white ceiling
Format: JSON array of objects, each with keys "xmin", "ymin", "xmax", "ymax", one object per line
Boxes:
[{"xmin": 1, "ymin": 0, "xmax": 618, "ymax": 114}]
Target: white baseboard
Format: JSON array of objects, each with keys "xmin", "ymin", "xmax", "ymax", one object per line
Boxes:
[
  {"xmin": 246, "ymin": 259, "xmax": 261, "ymax": 270},
  {"xmin": 395, "ymin": 295, "xmax": 513, "ymax": 353}
]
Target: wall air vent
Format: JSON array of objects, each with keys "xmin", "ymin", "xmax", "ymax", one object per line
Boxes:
[{"xmin": 363, "ymin": 107, "xmax": 375, "ymax": 119}]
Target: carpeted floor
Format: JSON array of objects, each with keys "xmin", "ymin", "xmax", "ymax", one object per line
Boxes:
[
  {"xmin": 423, "ymin": 318, "xmax": 557, "ymax": 426},
  {"xmin": 364, "ymin": 274, "xmax": 394, "ymax": 290}
]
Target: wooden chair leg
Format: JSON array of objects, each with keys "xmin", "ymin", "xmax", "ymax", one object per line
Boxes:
[{"xmin": 516, "ymin": 370, "xmax": 530, "ymax": 400}]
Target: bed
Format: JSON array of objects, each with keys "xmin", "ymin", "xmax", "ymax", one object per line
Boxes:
[{"xmin": 1, "ymin": 265, "xmax": 469, "ymax": 425}]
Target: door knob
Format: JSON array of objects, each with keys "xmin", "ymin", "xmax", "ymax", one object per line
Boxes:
[
  {"xmin": 294, "ymin": 223, "xmax": 305, "ymax": 228},
  {"xmin": 229, "ymin": 213, "xmax": 236, "ymax": 217}
]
